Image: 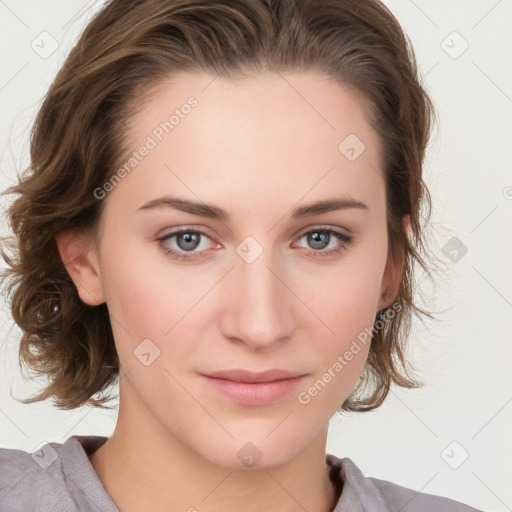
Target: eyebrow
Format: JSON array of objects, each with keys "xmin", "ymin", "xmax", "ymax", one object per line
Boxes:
[{"xmin": 137, "ymin": 195, "xmax": 369, "ymax": 221}]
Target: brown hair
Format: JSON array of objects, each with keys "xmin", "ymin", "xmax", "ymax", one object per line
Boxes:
[{"xmin": 0, "ymin": 0, "xmax": 437, "ymax": 411}]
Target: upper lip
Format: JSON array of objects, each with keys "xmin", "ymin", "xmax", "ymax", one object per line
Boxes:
[{"xmin": 201, "ymin": 369, "xmax": 307, "ymax": 383}]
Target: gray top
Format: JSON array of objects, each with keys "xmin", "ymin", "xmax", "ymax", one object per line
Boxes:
[{"xmin": 0, "ymin": 435, "xmax": 484, "ymax": 511}]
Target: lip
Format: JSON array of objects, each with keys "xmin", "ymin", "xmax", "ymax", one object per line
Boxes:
[
  {"xmin": 200, "ymin": 369, "xmax": 308, "ymax": 406},
  {"xmin": 203, "ymin": 368, "xmax": 307, "ymax": 383}
]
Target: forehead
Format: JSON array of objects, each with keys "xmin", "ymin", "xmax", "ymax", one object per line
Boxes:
[{"xmin": 109, "ymin": 71, "xmax": 384, "ymax": 220}]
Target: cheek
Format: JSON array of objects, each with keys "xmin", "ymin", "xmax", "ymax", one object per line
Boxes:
[
  {"xmin": 293, "ymin": 261, "xmax": 381, "ymax": 402},
  {"xmin": 99, "ymin": 231, "xmax": 202, "ymax": 332},
  {"xmin": 295, "ymin": 332, "xmax": 370, "ymax": 420},
  {"xmin": 298, "ymin": 263, "xmax": 382, "ymax": 339},
  {"xmin": 292, "ymin": 227, "xmax": 387, "ymax": 328},
  {"xmin": 98, "ymin": 241, "xmax": 222, "ymax": 390}
]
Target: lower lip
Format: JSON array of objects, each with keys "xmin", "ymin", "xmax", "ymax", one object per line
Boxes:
[{"xmin": 201, "ymin": 375, "xmax": 306, "ymax": 406}]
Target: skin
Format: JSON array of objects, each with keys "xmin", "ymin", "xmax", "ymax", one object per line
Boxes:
[{"xmin": 57, "ymin": 71, "xmax": 408, "ymax": 512}]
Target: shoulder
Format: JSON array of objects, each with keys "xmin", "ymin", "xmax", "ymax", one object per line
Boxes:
[
  {"xmin": 369, "ymin": 475, "xmax": 483, "ymax": 511},
  {"xmin": 0, "ymin": 435, "xmax": 111, "ymax": 512},
  {"xmin": 326, "ymin": 454, "xmax": 484, "ymax": 512},
  {"xmin": 0, "ymin": 440, "xmax": 67, "ymax": 510}
]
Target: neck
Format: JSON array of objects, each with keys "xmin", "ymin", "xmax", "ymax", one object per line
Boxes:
[{"xmin": 88, "ymin": 378, "xmax": 340, "ymax": 512}]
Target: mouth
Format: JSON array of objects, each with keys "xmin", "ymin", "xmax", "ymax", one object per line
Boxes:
[{"xmin": 199, "ymin": 368, "xmax": 308, "ymax": 406}]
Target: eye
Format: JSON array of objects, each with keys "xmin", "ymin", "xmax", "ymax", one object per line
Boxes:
[
  {"xmin": 156, "ymin": 228, "xmax": 217, "ymax": 262},
  {"xmin": 156, "ymin": 226, "xmax": 353, "ymax": 262},
  {"xmin": 293, "ymin": 227, "xmax": 353, "ymax": 258}
]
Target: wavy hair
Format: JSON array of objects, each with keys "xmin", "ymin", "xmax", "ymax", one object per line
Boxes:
[{"xmin": 0, "ymin": 0, "xmax": 437, "ymax": 411}]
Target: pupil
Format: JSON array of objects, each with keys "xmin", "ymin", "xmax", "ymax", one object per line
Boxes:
[
  {"xmin": 309, "ymin": 231, "xmax": 329, "ymax": 250},
  {"xmin": 178, "ymin": 232, "xmax": 199, "ymax": 251}
]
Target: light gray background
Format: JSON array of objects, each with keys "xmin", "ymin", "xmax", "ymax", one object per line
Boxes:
[{"xmin": 0, "ymin": 1, "xmax": 511, "ymax": 511}]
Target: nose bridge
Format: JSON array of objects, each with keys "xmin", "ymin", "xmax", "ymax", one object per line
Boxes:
[{"xmin": 222, "ymin": 235, "xmax": 294, "ymax": 349}]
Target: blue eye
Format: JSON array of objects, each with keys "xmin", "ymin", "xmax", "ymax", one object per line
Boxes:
[
  {"xmin": 156, "ymin": 226, "xmax": 353, "ymax": 262},
  {"xmin": 156, "ymin": 228, "xmax": 214, "ymax": 261},
  {"xmin": 294, "ymin": 228, "xmax": 352, "ymax": 258}
]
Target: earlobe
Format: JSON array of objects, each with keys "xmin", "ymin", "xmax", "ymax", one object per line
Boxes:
[
  {"xmin": 402, "ymin": 214, "xmax": 411, "ymax": 239},
  {"xmin": 378, "ymin": 215, "xmax": 409, "ymax": 309},
  {"xmin": 55, "ymin": 229, "xmax": 105, "ymax": 306},
  {"xmin": 378, "ymin": 259, "xmax": 401, "ymax": 310}
]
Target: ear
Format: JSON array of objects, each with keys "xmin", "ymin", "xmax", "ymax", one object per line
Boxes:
[
  {"xmin": 378, "ymin": 215, "xmax": 410, "ymax": 309},
  {"xmin": 55, "ymin": 229, "xmax": 105, "ymax": 306}
]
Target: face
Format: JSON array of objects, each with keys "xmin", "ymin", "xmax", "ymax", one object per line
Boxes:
[{"xmin": 62, "ymin": 71, "xmax": 403, "ymax": 469}]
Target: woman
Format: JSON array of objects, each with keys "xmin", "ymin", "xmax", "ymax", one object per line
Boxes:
[{"xmin": 0, "ymin": 0, "xmax": 483, "ymax": 510}]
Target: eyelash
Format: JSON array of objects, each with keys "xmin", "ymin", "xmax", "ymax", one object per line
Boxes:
[{"xmin": 156, "ymin": 226, "xmax": 353, "ymax": 262}]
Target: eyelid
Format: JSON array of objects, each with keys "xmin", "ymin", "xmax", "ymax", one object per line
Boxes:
[
  {"xmin": 156, "ymin": 224, "xmax": 353, "ymax": 263},
  {"xmin": 294, "ymin": 223, "xmax": 352, "ymax": 239},
  {"xmin": 158, "ymin": 226, "xmax": 220, "ymax": 250},
  {"xmin": 156, "ymin": 225, "xmax": 215, "ymax": 239},
  {"xmin": 157, "ymin": 224, "xmax": 351, "ymax": 246}
]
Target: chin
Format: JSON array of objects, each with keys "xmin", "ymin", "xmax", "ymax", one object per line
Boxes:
[{"xmin": 189, "ymin": 428, "xmax": 312, "ymax": 471}]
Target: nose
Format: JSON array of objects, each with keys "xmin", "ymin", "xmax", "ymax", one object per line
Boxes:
[{"xmin": 219, "ymin": 242, "xmax": 295, "ymax": 351}]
